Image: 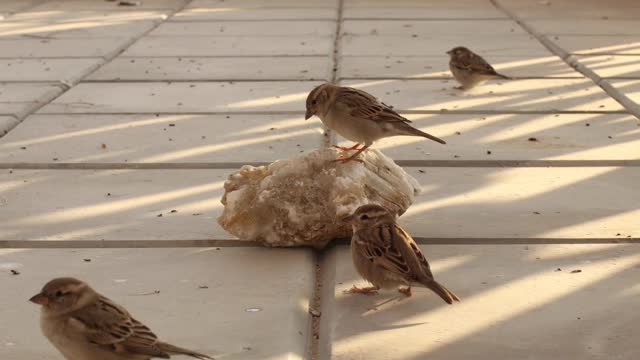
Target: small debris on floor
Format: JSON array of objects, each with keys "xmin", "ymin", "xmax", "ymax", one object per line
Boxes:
[
  {"xmin": 101, "ymin": 143, "xmax": 107, "ymax": 149},
  {"xmin": 528, "ymin": 137, "xmax": 538, "ymax": 142},
  {"xmin": 157, "ymin": 213, "xmax": 163, "ymax": 217},
  {"xmin": 83, "ymin": 259, "xmax": 91, "ymax": 262},
  {"xmin": 169, "ymin": 124, "xmax": 175, "ymax": 127},
  {"xmin": 170, "ymin": 209, "xmax": 177, "ymax": 213},
  {"xmin": 570, "ymin": 269, "xmax": 582, "ymax": 273},
  {"xmin": 585, "ymin": 123, "xmax": 590, "ymax": 127},
  {"xmin": 192, "ymin": 213, "xmax": 202, "ymax": 216},
  {"xmin": 418, "ymin": 169, "xmax": 425, "ymax": 173},
  {"xmin": 486, "ymin": 150, "xmax": 492, "ymax": 155},
  {"xmin": 118, "ymin": 0, "xmax": 140, "ymax": 5},
  {"xmin": 455, "ymin": 131, "xmax": 461, "ymax": 135},
  {"xmin": 533, "ymin": 211, "xmax": 541, "ymax": 215},
  {"xmin": 10, "ymin": 269, "xmax": 20, "ymax": 275},
  {"xmin": 132, "ymin": 290, "xmax": 160, "ymax": 296},
  {"xmin": 198, "ymin": 285, "xmax": 209, "ymax": 289},
  {"xmin": 555, "ymin": 268, "xmax": 562, "ymax": 272}
]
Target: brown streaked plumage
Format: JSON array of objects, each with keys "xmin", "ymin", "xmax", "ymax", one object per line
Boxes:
[
  {"xmin": 345, "ymin": 204, "xmax": 460, "ymax": 304},
  {"xmin": 30, "ymin": 277, "xmax": 214, "ymax": 360},
  {"xmin": 305, "ymin": 83, "xmax": 446, "ymax": 163},
  {"xmin": 447, "ymin": 46, "xmax": 511, "ymax": 89}
]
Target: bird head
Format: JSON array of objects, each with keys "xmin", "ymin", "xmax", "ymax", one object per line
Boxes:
[
  {"xmin": 343, "ymin": 204, "xmax": 395, "ymax": 229},
  {"xmin": 29, "ymin": 277, "xmax": 95, "ymax": 315},
  {"xmin": 305, "ymin": 83, "xmax": 333, "ymax": 120},
  {"xmin": 447, "ymin": 46, "xmax": 471, "ymax": 59}
]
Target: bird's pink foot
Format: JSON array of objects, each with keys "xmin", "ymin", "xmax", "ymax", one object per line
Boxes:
[
  {"xmin": 398, "ymin": 287, "xmax": 412, "ymax": 297},
  {"xmin": 332, "ymin": 143, "xmax": 361, "ymax": 151},
  {"xmin": 344, "ymin": 285, "xmax": 379, "ymax": 296}
]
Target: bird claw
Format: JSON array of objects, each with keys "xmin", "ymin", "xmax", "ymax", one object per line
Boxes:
[
  {"xmin": 344, "ymin": 285, "xmax": 379, "ymax": 296},
  {"xmin": 398, "ymin": 287, "xmax": 412, "ymax": 297},
  {"xmin": 332, "ymin": 144, "xmax": 361, "ymax": 151}
]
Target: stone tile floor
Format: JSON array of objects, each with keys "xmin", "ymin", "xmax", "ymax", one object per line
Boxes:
[{"xmin": 0, "ymin": 0, "xmax": 639, "ymax": 359}]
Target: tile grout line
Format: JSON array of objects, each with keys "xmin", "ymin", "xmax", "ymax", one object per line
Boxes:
[
  {"xmin": 1, "ymin": 237, "xmax": 637, "ymax": 249},
  {"xmin": 309, "ymin": 0, "xmax": 344, "ymax": 359},
  {"xmin": 325, "ymin": 0, "xmax": 344, "ymax": 148},
  {"xmin": 490, "ymin": 0, "xmax": 640, "ymax": 122},
  {"xmin": 0, "ymin": 0, "xmax": 196, "ymax": 138},
  {"xmin": 31, "ymin": 110, "xmax": 631, "ymax": 115},
  {"xmin": 3, "ymin": 159, "xmax": 640, "ymax": 170}
]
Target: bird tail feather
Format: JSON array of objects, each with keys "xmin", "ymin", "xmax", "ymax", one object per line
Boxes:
[
  {"xmin": 403, "ymin": 125, "xmax": 446, "ymax": 144},
  {"xmin": 494, "ymin": 72, "xmax": 511, "ymax": 80},
  {"xmin": 158, "ymin": 342, "xmax": 214, "ymax": 360},
  {"xmin": 424, "ymin": 280, "xmax": 460, "ymax": 305}
]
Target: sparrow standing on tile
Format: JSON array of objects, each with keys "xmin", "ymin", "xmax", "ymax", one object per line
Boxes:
[
  {"xmin": 305, "ymin": 83, "xmax": 446, "ymax": 163},
  {"xmin": 30, "ymin": 277, "xmax": 213, "ymax": 360},
  {"xmin": 447, "ymin": 46, "xmax": 511, "ymax": 89},
  {"xmin": 344, "ymin": 204, "xmax": 460, "ymax": 304}
]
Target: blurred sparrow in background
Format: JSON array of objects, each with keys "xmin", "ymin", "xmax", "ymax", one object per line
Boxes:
[
  {"xmin": 447, "ymin": 46, "xmax": 511, "ymax": 89},
  {"xmin": 30, "ymin": 277, "xmax": 213, "ymax": 360},
  {"xmin": 305, "ymin": 83, "xmax": 445, "ymax": 163},
  {"xmin": 344, "ymin": 204, "xmax": 460, "ymax": 304}
]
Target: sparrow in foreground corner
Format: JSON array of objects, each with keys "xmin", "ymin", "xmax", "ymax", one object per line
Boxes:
[
  {"xmin": 447, "ymin": 46, "xmax": 511, "ymax": 89},
  {"xmin": 30, "ymin": 277, "xmax": 213, "ymax": 360},
  {"xmin": 344, "ymin": 204, "xmax": 460, "ymax": 304},
  {"xmin": 305, "ymin": 83, "xmax": 446, "ymax": 163}
]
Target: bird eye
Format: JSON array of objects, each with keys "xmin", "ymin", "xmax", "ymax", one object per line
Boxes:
[
  {"xmin": 360, "ymin": 214, "xmax": 369, "ymax": 220},
  {"xmin": 55, "ymin": 291, "xmax": 64, "ymax": 298},
  {"xmin": 311, "ymin": 100, "xmax": 317, "ymax": 105}
]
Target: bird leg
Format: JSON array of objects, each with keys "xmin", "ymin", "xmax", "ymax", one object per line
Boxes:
[
  {"xmin": 344, "ymin": 285, "xmax": 379, "ymax": 296},
  {"xmin": 333, "ymin": 145, "xmax": 370, "ymax": 164},
  {"xmin": 332, "ymin": 143, "xmax": 361, "ymax": 151},
  {"xmin": 398, "ymin": 286, "xmax": 412, "ymax": 297}
]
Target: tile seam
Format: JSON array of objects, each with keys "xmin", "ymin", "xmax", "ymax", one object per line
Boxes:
[
  {"xmin": 491, "ymin": 0, "xmax": 640, "ymax": 122},
  {"xmin": 0, "ymin": 0, "xmax": 196, "ymax": 136}
]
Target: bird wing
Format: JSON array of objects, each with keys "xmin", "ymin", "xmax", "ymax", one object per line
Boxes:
[
  {"xmin": 357, "ymin": 223, "xmax": 428, "ymax": 282},
  {"xmin": 393, "ymin": 224, "xmax": 435, "ymax": 279},
  {"xmin": 71, "ymin": 295, "xmax": 170, "ymax": 358},
  {"xmin": 452, "ymin": 52, "xmax": 499, "ymax": 76},
  {"xmin": 337, "ymin": 86, "xmax": 412, "ymax": 124}
]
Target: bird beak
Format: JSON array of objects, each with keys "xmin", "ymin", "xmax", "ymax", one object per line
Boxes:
[
  {"xmin": 29, "ymin": 293, "xmax": 49, "ymax": 305},
  {"xmin": 305, "ymin": 110, "xmax": 314, "ymax": 120},
  {"xmin": 341, "ymin": 214, "xmax": 354, "ymax": 223},
  {"xmin": 446, "ymin": 50, "xmax": 452, "ymax": 55}
]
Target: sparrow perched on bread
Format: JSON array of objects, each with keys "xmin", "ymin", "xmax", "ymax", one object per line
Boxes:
[
  {"xmin": 305, "ymin": 83, "xmax": 445, "ymax": 163},
  {"xmin": 447, "ymin": 46, "xmax": 511, "ymax": 89},
  {"xmin": 30, "ymin": 277, "xmax": 213, "ymax": 359},
  {"xmin": 344, "ymin": 204, "xmax": 460, "ymax": 304}
]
